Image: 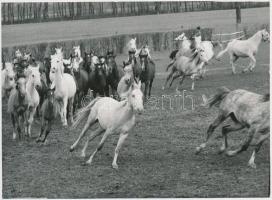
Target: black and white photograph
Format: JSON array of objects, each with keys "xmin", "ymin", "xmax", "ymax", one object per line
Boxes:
[{"xmin": 1, "ymin": 1, "xmax": 270, "ymax": 198}]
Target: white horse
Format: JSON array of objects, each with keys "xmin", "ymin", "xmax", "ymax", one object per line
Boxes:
[
  {"xmin": 216, "ymin": 29, "xmax": 270, "ymax": 74},
  {"xmin": 70, "ymin": 81, "xmax": 143, "ymax": 169},
  {"xmin": 168, "ymin": 33, "xmax": 215, "ymax": 74},
  {"xmin": 25, "ymin": 66, "xmax": 41, "ymax": 137},
  {"xmin": 50, "ymin": 54, "xmax": 76, "ymax": 126},
  {"xmin": 117, "ymin": 63, "xmax": 134, "ymax": 100},
  {"xmin": 163, "ymin": 46, "xmax": 210, "ymax": 91},
  {"xmin": 54, "ymin": 47, "xmax": 71, "ymax": 67},
  {"xmin": 2, "ymin": 62, "xmax": 16, "ymax": 99}
]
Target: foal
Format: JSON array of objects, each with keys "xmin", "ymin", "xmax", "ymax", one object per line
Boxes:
[
  {"xmin": 70, "ymin": 81, "xmax": 144, "ymax": 169},
  {"xmin": 196, "ymin": 87, "xmax": 269, "ymax": 168}
]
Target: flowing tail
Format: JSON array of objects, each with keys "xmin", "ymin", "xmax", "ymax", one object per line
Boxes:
[
  {"xmin": 72, "ymin": 97, "xmax": 101, "ymax": 129},
  {"xmin": 215, "ymin": 45, "xmax": 228, "ymax": 60},
  {"xmin": 202, "ymin": 87, "xmax": 231, "ymax": 108}
]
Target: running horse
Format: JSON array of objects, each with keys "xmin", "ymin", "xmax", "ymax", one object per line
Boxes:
[
  {"xmin": 138, "ymin": 46, "xmax": 155, "ymax": 100},
  {"xmin": 70, "ymin": 81, "xmax": 144, "ymax": 169},
  {"xmin": 216, "ymin": 29, "xmax": 270, "ymax": 74},
  {"xmin": 196, "ymin": 87, "xmax": 269, "ymax": 168},
  {"xmin": 2, "ymin": 62, "xmax": 16, "ymax": 99},
  {"xmin": 105, "ymin": 50, "xmax": 124, "ymax": 98}
]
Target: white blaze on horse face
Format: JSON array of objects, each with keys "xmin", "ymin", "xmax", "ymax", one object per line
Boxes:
[
  {"xmin": 73, "ymin": 46, "xmax": 81, "ymax": 58},
  {"xmin": 130, "ymin": 82, "xmax": 144, "ymax": 113},
  {"xmin": 29, "ymin": 67, "xmax": 41, "ymax": 87},
  {"xmin": 24, "ymin": 53, "xmax": 31, "ymax": 62},
  {"xmin": 51, "ymin": 54, "xmax": 63, "ymax": 74},
  {"xmin": 17, "ymin": 78, "xmax": 27, "ymax": 96}
]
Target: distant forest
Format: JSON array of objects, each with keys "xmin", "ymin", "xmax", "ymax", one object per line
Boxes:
[{"xmin": 2, "ymin": 1, "xmax": 269, "ymax": 25}]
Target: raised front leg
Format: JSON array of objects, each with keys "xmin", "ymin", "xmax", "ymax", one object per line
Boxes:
[
  {"xmin": 62, "ymin": 98, "xmax": 68, "ymax": 126},
  {"xmin": 68, "ymin": 97, "xmax": 75, "ymax": 125},
  {"xmin": 27, "ymin": 106, "xmax": 37, "ymax": 137},
  {"xmin": 112, "ymin": 132, "xmax": 129, "ymax": 169}
]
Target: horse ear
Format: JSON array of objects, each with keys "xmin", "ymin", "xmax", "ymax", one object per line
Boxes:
[
  {"xmin": 134, "ymin": 37, "xmax": 137, "ymax": 42},
  {"xmin": 137, "ymin": 80, "xmax": 141, "ymax": 89},
  {"xmin": 123, "ymin": 61, "xmax": 126, "ymax": 66}
]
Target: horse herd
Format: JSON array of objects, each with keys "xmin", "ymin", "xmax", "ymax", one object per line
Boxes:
[{"xmin": 1, "ymin": 28, "xmax": 270, "ymax": 170}]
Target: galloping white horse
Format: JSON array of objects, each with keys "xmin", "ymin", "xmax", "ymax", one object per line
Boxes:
[
  {"xmin": 2, "ymin": 63, "xmax": 16, "ymax": 99},
  {"xmin": 25, "ymin": 66, "xmax": 41, "ymax": 137},
  {"xmin": 50, "ymin": 54, "xmax": 76, "ymax": 126},
  {"xmin": 70, "ymin": 81, "xmax": 144, "ymax": 169},
  {"xmin": 216, "ymin": 29, "xmax": 270, "ymax": 74}
]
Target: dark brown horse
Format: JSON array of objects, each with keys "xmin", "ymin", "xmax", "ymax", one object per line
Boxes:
[
  {"xmin": 36, "ymin": 87, "xmax": 59, "ymax": 143},
  {"xmin": 128, "ymin": 50, "xmax": 142, "ymax": 83},
  {"xmin": 105, "ymin": 50, "xmax": 124, "ymax": 98},
  {"xmin": 88, "ymin": 62, "xmax": 107, "ymax": 97},
  {"xmin": 139, "ymin": 49, "xmax": 155, "ymax": 100}
]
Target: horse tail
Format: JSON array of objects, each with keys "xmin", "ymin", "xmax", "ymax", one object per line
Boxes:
[
  {"xmin": 215, "ymin": 45, "xmax": 228, "ymax": 60},
  {"xmin": 72, "ymin": 97, "xmax": 101, "ymax": 129},
  {"xmin": 169, "ymin": 50, "xmax": 178, "ymax": 60},
  {"xmin": 206, "ymin": 87, "xmax": 231, "ymax": 108}
]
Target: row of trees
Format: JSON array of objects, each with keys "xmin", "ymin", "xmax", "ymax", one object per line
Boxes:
[{"xmin": 2, "ymin": 2, "xmax": 269, "ymax": 25}]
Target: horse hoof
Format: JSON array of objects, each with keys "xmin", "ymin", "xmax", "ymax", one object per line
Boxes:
[
  {"xmin": 195, "ymin": 147, "xmax": 201, "ymax": 154},
  {"xmin": 12, "ymin": 133, "xmax": 16, "ymax": 140},
  {"xmin": 69, "ymin": 147, "xmax": 74, "ymax": 152},
  {"xmin": 248, "ymin": 162, "xmax": 256, "ymax": 169},
  {"xmin": 36, "ymin": 138, "xmax": 41, "ymax": 143},
  {"xmin": 225, "ymin": 150, "xmax": 236, "ymax": 157},
  {"xmin": 80, "ymin": 152, "xmax": 86, "ymax": 158},
  {"xmin": 162, "ymin": 86, "xmax": 165, "ymax": 90},
  {"xmin": 112, "ymin": 164, "xmax": 118, "ymax": 170}
]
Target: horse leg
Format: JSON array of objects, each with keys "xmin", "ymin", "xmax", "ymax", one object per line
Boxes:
[
  {"xmin": 42, "ymin": 120, "xmax": 52, "ymax": 143},
  {"xmin": 81, "ymin": 126, "xmax": 104, "ymax": 158},
  {"xmin": 191, "ymin": 74, "xmax": 197, "ymax": 91},
  {"xmin": 62, "ymin": 98, "xmax": 68, "ymax": 126},
  {"xmin": 169, "ymin": 72, "xmax": 180, "ymax": 88},
  {"xmin": 112, "ymin": 132, "xmax": 129, "ymax": 169},
  {"xmin": 162, "ymin": 69, "xmax": 175, "ymax": 90},
  {"xmin": 27, "ymin": 106, "xmax": 36, "ymax": 137},
  {"xmin": 248, "ymin": 54, "xmax": 256, "ymax": 72},
  {"xmin": 36, "ymin": 119, "xmax": 46, "ymax": 142},
  {"xmin": 219, "ymin": 123, "xmax": 245, "ymax": 153},
  {"xmin": 166, "ymin": 60, "xmax": 174, "ymax": 72},
  {"xmin": 148, "ymin": 79, "xmax": 154, "ymax": 97},
  {"xmin": 69, "ymin": 97, "xmax": 75, "ymax": 125},
  {"xmin": 226, "ymin": 126, "xmax": 256, "ymax": 157},
  {"xmin": 196, "ymin": 113, "xmax": 228, "ymax": 154},
  {"xmin": 144, "ymin": 81, "xmax": 149, "ymax": 102},
  {"xmin": 70, "ymin": 114, "xmax": 97, "ymax": 152},
  {"xmin": 11, "ymin": 114, "xmax": 17, "ymax": 140},
  {"xmin": 230, "ymin": 54, "xmax": 238, "ymax": 74},
  {"xmin": 248, "ymin": 133, "xmax": 269, "ymax": 168},
  {"xmin": 176, "ymin": 75, "xmax": 185, "ymax": 92},
  {"xmin": 86, "ymin": 128, "xmax": 112, "ymax": 165}
]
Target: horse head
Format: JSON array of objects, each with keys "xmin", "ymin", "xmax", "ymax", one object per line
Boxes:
[
  {"xmin": 196, "ymin": 46, "xmax": 209, "ymax": 65},
  {"xmin": 128, "ymin": 81, "xmax": 144, "ymax": 114},
  {"xmin": 261, "ymin": 29, "xmax": 270, "ymax": 42},
  {"xmin": 127, "ymin": 37, "xmax": 137, "ymax": 53},
  {"xmin": 25, "ymin": 66, "xmax": 42, "ymax": 89},
  {"xmin": 50, "ymin": 54, "xmax": 64, "ymax": 75},
  {"xmin": 55, "ymin": 47, "xmax": 63, "ymax": 55}
]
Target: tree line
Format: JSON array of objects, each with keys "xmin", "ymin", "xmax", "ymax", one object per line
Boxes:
[{"xmin": 2, "ymin": 2, "xmax": 269, "ymax": 25}]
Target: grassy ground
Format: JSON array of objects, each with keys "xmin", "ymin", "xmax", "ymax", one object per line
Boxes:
[
  {"xmin": 2, "ymin": 7, "xmax": 269, "ymax": 47},
  {"xmin": 2, "ymin": 42, "xmax": 270, "ymax": 198}
]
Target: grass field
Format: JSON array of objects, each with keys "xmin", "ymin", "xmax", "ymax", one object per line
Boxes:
[
  {"xmin": 2, "ymin": 7, "xmax": 269, "ymax": 47},
  {"xmin": 2, "ymin": 40, "xmax": 270, "ymax": 197}
]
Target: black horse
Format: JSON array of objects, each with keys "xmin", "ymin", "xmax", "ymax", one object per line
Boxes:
[
  {"xmin": 104, "ymin": 50, "xmax": 124, "ymax": 98},
  {"xmin": 139, "ymin": 49, "xmax": 155, "ymax": 100}
]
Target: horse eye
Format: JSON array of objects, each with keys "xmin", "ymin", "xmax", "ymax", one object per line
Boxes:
[
  {"xmin": 132, "ymin": 94, "xmax": 135, "ymax": 98},
  {"xmin": 32, "ymin": 74, "xmax": 35, "ymax": 77},
  {"xmin": 10, "ymin": 78, "xmax": 13, "ymax": 81}
]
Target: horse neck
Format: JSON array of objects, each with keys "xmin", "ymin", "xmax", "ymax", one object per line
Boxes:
[
  {"xmin": 26, "ymin": 78, "xmax": 36, "ymax": 96},
  {"xmin": 54, "ymin": 68, "xmax": 64, "ymax": 89},
  {"xmin": 120, "ymin": 98, "xmax": 134, "ymax": 118},
  {"xmin": 248, "ymin": 31, "xmax": 262, "ymax": 47}
]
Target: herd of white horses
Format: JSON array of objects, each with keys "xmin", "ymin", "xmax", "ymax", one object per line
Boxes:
[{"xmin": 1, "ymin": 28, "xmax": 270, "ymax": 169}]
